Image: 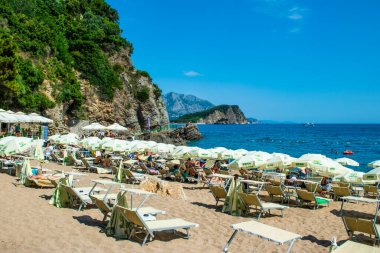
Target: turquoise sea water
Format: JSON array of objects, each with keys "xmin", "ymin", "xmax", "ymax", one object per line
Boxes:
[{"xmin": 188, "ymin": 124, "xmax": 380, "ymax": 173}]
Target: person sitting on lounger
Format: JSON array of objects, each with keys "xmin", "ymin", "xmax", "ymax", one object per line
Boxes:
[{"xmin": 102, "ymin": 155, "xmax": 113, "ymax": 168}]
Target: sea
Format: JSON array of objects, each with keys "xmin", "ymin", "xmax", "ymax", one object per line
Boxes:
[{"xmin": 186, "ymin": 124, "xmax": 380, "ymax": 173}]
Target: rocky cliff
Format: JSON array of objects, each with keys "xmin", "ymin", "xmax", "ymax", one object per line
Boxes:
[
  {"xmin": 174, "ymin": 105, "xmax": 248, "ymax": 124},
  {"xmin": 0, "ymin": 0, "xmax": 168, "ymax": 132},
  {"xmin": 163, "ymin": 92, "xmax": 214, "ymax": 120},
  {"xmin": 139, "ymin": 124, "xmax": 202, "ymax": 145}
]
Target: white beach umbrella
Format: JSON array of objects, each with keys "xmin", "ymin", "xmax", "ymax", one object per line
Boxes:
[
  {"xmin": 81, "ymin": 137, "xmax": 101, "ymax": 150},
  {"xmin": 264, "ymin": 155, "xmax": 296, "ymax": 170},
  {"xmin": 101, "ymin": 139, "xmax": 129, "ymax": 152},
  {"xmin": 311, "ymin": 158, "xmax": 353, "ymax": 177},
  {"xmin": 0, "ymin": 112, "xmax": 18, "ymax": 123},
  {"xmin": 218, "ymin": 149, "xmax": 241, "ymax": 160},
  {"xmin": 292, "ymin": 154, "xmax": 328, "ymax": 168},
  {"xmin": 106, "ymin": 123, "xmax": 128, "ymax": 132},
  {"xmin": 0, "ymin": 136, "xmax": 16, "ymax": 149},
  {"xmin": 333, "ymin": 171, "xmax": 364, "ymax": 183},
  {"xmin": 82, "ymin": 123, "xmax": 106, "ymax": 131},
  {"xmin": 28, "ymin": 113, "xmax": 53, "ymax": 124},
  {"xmin": 14, "ymin": 111, "xmax": 32, "ymax": 123},
  {"xmin": 335, "ymin": 157, "xmax": 359, "ymax": 167},
  {"xmin": 235, "ymin": 149, "xmax": 248, "ymax": 156},
  {"xmin": 228, "ymin": 154, "xmax": 267, "ymax": 170},
  {"xmin": 172, "ymin": 146, "xmax": 197, "ymax": 158},
  {"xmin": 130, "ymin": 141, "xmax": 150, "ymax": 153},
  {"xmin": 363, "ymin": 167, "xmax": 380, "ymax": 181},
  {"xmin": 58, "ymin": 133, "xmax": 79, "ymax": 146},
  {"xmin": 100, "ymin": 137, "xmax": 114, "ymax": 146},
  {"xmin": 150, "ymin": 143, "xmax": 172, "ymax": 154},
  {"xmin": 368, "ymin": 160, "xmax": 380, "ymax": 169},
  {"xmin": 246, "ymin": 151, "xmax": 273, "ymax": 161},
  {"xmin": 31, "ymin": 139, "xmax": 45, "ymax": 160},
  {"xmin": 0, "ymin": 137, "xmax": 33, "ymax": 156},
  {"xmin": 48, "ymin": 134, "xmax": 61, "ymax": 143}
]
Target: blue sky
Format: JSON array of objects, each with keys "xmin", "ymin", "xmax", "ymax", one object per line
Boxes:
[{"xmin": 106, "ymin": 0, "xmax": 380, "ymax": 123}]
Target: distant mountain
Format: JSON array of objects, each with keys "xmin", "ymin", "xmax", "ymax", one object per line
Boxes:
[
  {"xmin": 163, "ymin": 92, "xmax": 215, "ymax": 120},
  {"xmin": 174, "ymin": 105, "xmax": 248, "ymax": 124},
  {"xmin": 247, "ymin": 117, "xmax": 258, "ymax": 124}
]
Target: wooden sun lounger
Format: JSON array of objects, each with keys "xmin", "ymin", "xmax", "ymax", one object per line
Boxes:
[
  {"xmin": 209, "ymin": 185, "xmax": 227, "ymax": 206},
  {"xmin": 117, "ymin": 205, "xmax": 198, "ymax": 246},
  {"xmin": 238, "ymin": 192, "xmax": 289, "ymax": 220},
  {"xmin": 124, "ymin": 169, "xmax": 146, "ymax": 184},
  {"xmin": 223, "ymin": 220, "xmax": 302, "ymax": 253},
  {"xmin": 61, "ymin": 185, "xmax": 106, "ymax": 211},
  {"xmin": 332, "ymin": 240, "xmax": 380, "ymax": 253}
]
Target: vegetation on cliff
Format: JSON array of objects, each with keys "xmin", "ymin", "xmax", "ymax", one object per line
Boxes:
[
  {"xmin": 173, "ymin": 105, "xmax": 246, "ymax": 124},
  {"xmin": 0, "ymin": 0, "xmax": 162, "ymax": 118}
]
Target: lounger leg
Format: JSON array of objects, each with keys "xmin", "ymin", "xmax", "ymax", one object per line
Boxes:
[
  {"xmin": 223, "ymin": 230, "xmax": 238, "ymax": 253},
  {"xmin": 257, "ymin": 211, "xmax": 262, "ymax": 220},
  {"xmin": 78, "ymin": 203, "xmax": 84, "ymax": 211},
  {"xmin": 141, "ymin": 233, "xmax": 150, "ymax": 246},
  {"xmin": 286, "ymin": 239, "xmax": 296, "ymax": 253}
]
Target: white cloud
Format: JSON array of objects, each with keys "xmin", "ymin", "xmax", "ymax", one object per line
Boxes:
[
  {"xmin": 183, "ymin": 71, "xmax": 201, "ymax": 77},
  {"xmin": 288, "ymin": 6, "xmax": 304, "ymax": 20},
  {"xmin": 288, "ymin": 13, "xmax": 303, "ymax": 20}
]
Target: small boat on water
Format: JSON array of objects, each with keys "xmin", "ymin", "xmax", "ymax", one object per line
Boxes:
[
  {"xmin": 343, "ymin": 150, "xmax": 354, "ymax": 155},
  {"xmin": 303, "ymin": 123, "xmax": 315, "ymax": 127}
]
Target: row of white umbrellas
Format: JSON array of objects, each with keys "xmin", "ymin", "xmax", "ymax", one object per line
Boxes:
[
  {"xmin": 0, "ymin": 136, "xmax": 44, "ymax": 159},
  {"xmin": 0, "ymin": 109, "xmax": 53, "ymax": 124},
  {"xmin": 82, "ymin": 123, "xmax": 128, "ymax": 132}
]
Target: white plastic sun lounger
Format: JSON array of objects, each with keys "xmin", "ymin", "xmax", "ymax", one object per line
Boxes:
[
  {"xmin": 223, "ymin": 220, "xmax": 302, "ymax": 253},
  {"xmin": 332, "ymin": 240, "xmax": 380, "ymax": 253},
  {"xmin": 117, "ymin": 206, "xmax": 198, "ymax": 246}
]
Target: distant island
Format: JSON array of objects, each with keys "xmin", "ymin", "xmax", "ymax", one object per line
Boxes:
[
  {"xmin": 163, "ymin": 92, "xmax": 214, "ymax": 120},
  {"xmin": 173, "ymin": 105, "xmax": 248, "ymax": 124}
]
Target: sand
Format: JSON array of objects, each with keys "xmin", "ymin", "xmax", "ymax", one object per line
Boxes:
[{"xmin": 0, "ymin": 161, "xmax": 373, "ymax": 253}]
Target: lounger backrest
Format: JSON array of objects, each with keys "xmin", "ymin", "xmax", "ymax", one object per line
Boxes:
[
  {"xmin": 305, "ymin": 183, "xmax": 322, "ymax": 193},
  {"xmin": 90, "ymin": 195, "xmax": 111, "ymax": 214},
  {"xmin": 203, "ymin": 167, "xmax": 213, "ymax": 176},
  {"xmin": 333, "ymin": 186, "xmax": 351, "ymax": 197},
  {"xmin": 338, "ymin": 182, "xmax": 350, "ymax": 187},
  {"xmin": 67, "ymin": 155, "xmax": 75, "ymax": 166},
  {"xmin": 296, "ymin": 189, "xmax": 315, "ymax": 202},
  {"xmin": 111, "ymin": 166, "xmax": 118, "ymax": 175},
  {"xmin": 364, "ymin": 185, "xmax": 378, "ymax": 194},
  {"xmin": 343, "ymin": 216, "xmax": 377, "ymax": 236},
  {"xmin": 210, "ymin": 185, "xmax": 227, "ymax": 199},
  {"xmin": 124, "ymin": 169, "xmax": 135, "ymax": 179},
  {"xmin": 204, "ymin": 159, "xmax": 215, "ymax": 168},
  {"xmin": 219, "ymin": 170, "xmax": 229, "ymax": 175},
  {"xmin": 117, "ymin": 205, "xmax": 145, "ymax": 227},
  {"xmin": 269, "ymin": 180, "xmax": 281, "ymax": 186},
  {"xmin": 238, "ymin": 192, "xmax": 261, "ymax": 207},
  {"xmin": 82, "ymin": 159, "xmax": 91, "ymax": 169},
  {"xmin": 266, "ymin": 185, "xmax": 283, "ymax": 196}
]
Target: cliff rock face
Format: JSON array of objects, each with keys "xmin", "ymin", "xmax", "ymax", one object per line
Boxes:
[
  {"xmin": 140, "ymin": 124, "xmax": 202, "ymax": 145},
  {"xmin": 174, "ymin": 105, "xmax": 248, "ymax": 124},
  {"xmin": 163, "ymin": 92, "xmax": 214, "ymax": 120}
]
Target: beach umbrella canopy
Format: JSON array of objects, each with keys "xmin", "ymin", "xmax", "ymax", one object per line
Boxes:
[
  {"xmin": 335, "ymin": 157, "xmax": 359, "ymax": 167},
  {"xmin": 0, "ymin": 137, "xmax": 33, "ymax": 156},
  {"xmin": 218, "ymin": 149, "xmax": 241, "ymax": 160},
  {"xmin": 0, "ymin": 136, "xmax": 16, "ymax": 149},
  {"xmin": 246, "ymin": 151, "xmax": 273, "ymax": 161},
  {"xmin": 150, "ymin": 143, "xmax": 172, "ymax": 154},
  {"xmin": 81, "ymin": 137, "xmax": 101, "ymax": 150},
  {"xmin": 172, "ymin": 146, "xmax": 197, "ymax": 158},
  {"xmin": 228, "ymin": 154, "xmax": 266, "ymax": 170},
  {"xmin": 31, "ymin": 139, "xmax": 45, "ymax": 160},
  {"xmin": 28, "ymin": 113, "xmax": 53, "ymax": 124},
  {"xmin": 235, "ymin": 149, "xmax": 248, "ymax": 156},
  {"xmin": 311, "ymin": 158, "xmax": 353, "ymax": 177},
  {"xmin": 106, "ymin": 123, "xmax": 128, "ymax": 132},
  {"xmin": 14, "ymin": 111, "xmax": 32, "ymax": 123},
  {"xmin": 264, "ymin": 155, "xmax": 296, "ymax": 170},
  {"xmin": 292, "ymin": 153, "xmax": 329, "ymax": 168},
  {"xmin": 58, "ymin": 133, "xmax": 79, "ymax": 146},
  {"xmin": 333, "ymin": 171, "xmax": 364, "ymax": 183},
  {"xmin": 82, "ymin": 123, "xmax": 106, "ymax": 131},
  {"xmin": 100, "ymin": 137, "xmax": 114, "ymax": 146},
  {"xmin": 363, "ymin": 167, "xmax": 380, "ymax": 181},
  {"xmin": 0, "ymin": 112, "xmax": 18, "ymax": 123},
  {"xmin": 48, "ymin": 134, "xmax": 61, "ymax": 143},
  {"xmin": 368, "ymin": 160, "xmax": 380, "ymax": 169},
  {"xmin": 20, "ymin": 159, "xmax": 33, "ymax": 185},
  {"xmin": 101, "ymin": 139, "xmax": 129, "ymax": 152}
]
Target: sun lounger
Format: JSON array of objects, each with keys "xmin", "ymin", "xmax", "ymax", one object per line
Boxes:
[
  {"xmin": 61, "ymin": 184, "xmax": 106, "ymax": 211},
  {"xmin": 25, "ymin": 177, "xmax": 54, "ymax": 188},
  {"xmin": 124, "ymin": 169, "xmax": 146, "ymax": 184},
  {"xmin": 266, "ymin": 185, "xmax": 293, "ymax": 204},
  {"xmin": 223, "ymin": 220, "xmax": 302, "ymax": 253},
  {"xmin": 296, "ymin": 189, "xmax": 332, "ymax": 209},
  {"xmin": 342, "ymin": 216, "xmax": 380, "ymax": 245},
  {"xmin": 210, "ymin": 185, "xmax": 227, "ymax": 206},
  {"xmin": 238, "ymin": 192, "xmax": 289, "ymax": 220},
  {"xmin": 51, "ymin": 153, "xmax": 64, "ymax": 164},
  {"xmin": 332, "ymin": 240, "xmax": 380, "ymax": 253},
  {"xmin": 82, "ymin": 158, "xmax": 111, "ymax": 174},
  {"xmin": 333, "ymin": 186, "xmax": 352, "ymax": 200},
  {"xmin": 363, "ymin": 185, "xmax": 379, "ymax": 198},
  {"xmin": 67, "ymin": 154, "xmax": 83, "ymax": 167},
  {"xmin": 117, "ymin": 205, "xmax": 198, "ymax": 246}
]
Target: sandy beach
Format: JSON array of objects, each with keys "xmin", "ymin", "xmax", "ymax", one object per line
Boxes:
[{"xmin": 0, "ymin": 160, "xmax": 373, "ymax": 253}]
